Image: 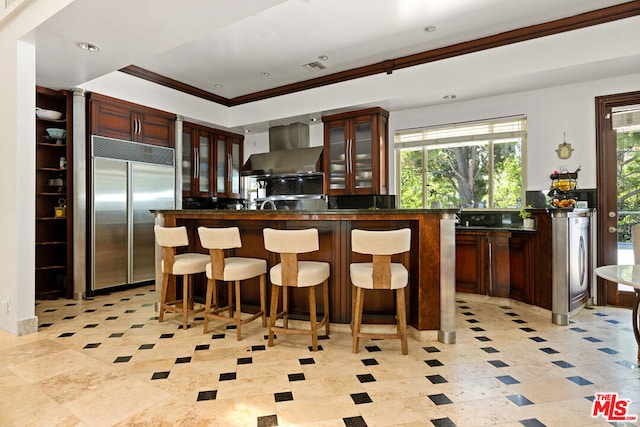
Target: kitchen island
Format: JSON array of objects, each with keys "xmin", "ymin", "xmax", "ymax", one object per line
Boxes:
[{"xmin": 153, "ymin": 209, "xmax": 457, "ymax": 343}]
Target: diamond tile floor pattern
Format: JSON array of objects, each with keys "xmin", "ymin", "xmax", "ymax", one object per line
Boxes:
[{"xmin": 1, "ymin": 286, "xmax": 639, "ymax": 426}]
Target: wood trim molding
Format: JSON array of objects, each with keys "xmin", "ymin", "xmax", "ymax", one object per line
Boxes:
[{"xmin": 120, "ymin": 1, "xmax": 640, "ymax": 107}]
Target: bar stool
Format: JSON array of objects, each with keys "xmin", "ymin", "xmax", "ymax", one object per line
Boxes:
[
  {"xmin": 154, "ymin": 225, "xmax": 209, "ymax": 330},
  {"xmin": 263, "ymin": 228, "xmax": 330, "ymax": 351},
  {"xmin": 197, "ymin": 226, "xmax": 267, "ymax": 340},
  {"xmin": 350, "ymin": 228, "xmax": 411, "ymax": 354}
]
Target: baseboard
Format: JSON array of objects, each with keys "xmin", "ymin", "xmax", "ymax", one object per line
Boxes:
[{"xmin": 18, "ymin": 316, "xmax": 38, "ymax": 335}]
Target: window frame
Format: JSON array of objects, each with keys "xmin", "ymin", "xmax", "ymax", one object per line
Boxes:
[{"xmin": 394, "ymin": 115, "xmax": 527, "ymax": 210}]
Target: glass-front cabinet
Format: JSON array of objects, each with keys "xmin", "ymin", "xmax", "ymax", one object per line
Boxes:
[
  {"xmin": 182, "ymin": 126, "xmax": 212, "ymax": 198},
  {"xmin": 182, "ymin": 122, "xmax": 243, "ymax": 199},
  {"xmin": 322, "ymin": 108, "xmax": 389, "ymax": 196},
  {"xmin": 215, "ymin": 136, "xmax": 242, "ymax": 199}
]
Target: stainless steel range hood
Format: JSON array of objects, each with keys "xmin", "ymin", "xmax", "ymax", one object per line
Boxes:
[{"xmin": 241, "ymin": 123, "xmax": 323, "ymax": 177}]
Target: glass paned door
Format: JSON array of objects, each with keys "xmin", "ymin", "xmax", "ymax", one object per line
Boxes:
[
  {"xmin": 328, "ymin": 124, "xmax": 347, "ymax": 192},
  {"xmin": 231, "ymin": 141, "xmax": 240, "ymax": 195},
  {"xmin": 216, "ymin": 137, "xmax": 226, "ymax": 194},
  {"xmin": 198, "ymin": 134, "xmax": 210, "ymax": 194},
  {"xmin": 597, "ymin": 93, "xmax": 640, "ymax": 308},
  {"xmin": 182, "ymin": 130, "xmax": 192, "ymax": 193},
  {"xmin": 614, "ymin": 105, "xmax": 640, "ymax": 293},
  {"xmin": 353, "ymin": 121, "xmax": 373, "ymax": 190}
]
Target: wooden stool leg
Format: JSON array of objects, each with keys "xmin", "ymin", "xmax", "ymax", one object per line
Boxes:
[
  {"xmin": 235, "ymin": 280, "xmax": 242, "ymax": 340},
  {"xmin": 282, "ymin": 285, "xmax": 289, "ymax": 329},
  {"xmin": 323, "ymin": 279, "xmax": 330, "ymax": 335},
  {"xmin": 309, "ymin": 286, "xmax": 318, "ymax": 351},
  {"xmin": 350, "ymin": 284, "xmax": 356, "ymax": 331},
  {"xmin": 212, "ymin": 278, "xmax": 218, "ymax": 310},
  {"xmin": 268, "ymin": 285, "xmax": 280, "ymax": 347},
  {"xmin": 227, "ymin": 282, "xmax": 233, "ymax": 317},
  {"xmin": 396, "ymin": 287, "xmax": 408, "ymax": 355},
  {"xmin": 159, "ymin": 273, "xmax": 169, "ymax": 322},
  {"xmin": 182, "ymin": 275, "xmax": 189, "ymax": 329},
  {"xmin": 352, "ymin": 287, "xmax": 364, "ymax": 353},
  {"xmin": 260, "ymin": 274, "xmax": 267, "ymax": 327},
  {"xmin": 203, "ymin": 278, "xmax": 214, "ymax": 333}
]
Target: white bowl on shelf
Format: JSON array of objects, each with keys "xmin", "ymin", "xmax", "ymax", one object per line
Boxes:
[
  {"xmin": 46, "ymin": 128, "xmax": 66, "ymax": 139},
  {"xmin": 36, "ymin": 108, "xmax": 63, "ymax": 120}
]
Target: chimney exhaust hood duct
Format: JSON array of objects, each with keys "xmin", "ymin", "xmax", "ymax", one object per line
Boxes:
[{"xmin": 241, "ymin": 122, "xmax": 323, "ymax": 177}]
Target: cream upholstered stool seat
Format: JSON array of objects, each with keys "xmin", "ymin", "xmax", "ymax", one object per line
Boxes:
[
  {"xmin": 350, "ymin": 228, "xmax": 411, "ymax": 354},
  {"xmin": 263, "ymin": 228, "xmax": 330, "ymax": 351},
  {"xmin": 198, "ymin": 226, "xmax": 267, "ymax": 340},
  {"xmin": 154, "ymin": 225, "xmax": 209, "ymax": 330}
]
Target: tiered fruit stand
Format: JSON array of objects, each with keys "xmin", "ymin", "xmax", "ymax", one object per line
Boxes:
[{"xmin": 549, "ymin": 169, "xmax": 579, "ymax": 208}]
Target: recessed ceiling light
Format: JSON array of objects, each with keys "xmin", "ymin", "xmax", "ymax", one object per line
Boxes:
[
  {"xmin": 76, "ymin": 41, "xmax": 100, "ymax": 52},
  {"xmin": 443, "ymin": 94, "xmax": 457, "ymax": 100},
  {"xmin": 214, "ymin": 84, "xmax": 223, "ymax": 88},
  {"xmin": 261, "ymin": 72, "xmax": 270, "ymax": 76},
  {"xmin": 318, "ymin": 55, "xmax": 329, "ymax": 61},
  {"xmin": 310, "ymin": 117, "xmax": 318, "ymax": 122},
  {"xmin": 244, "ymin": 129, "xmax": 250, "ymax": 133},
  {"xmin": 424, "ymin": 25, "xmax": 436, "ymax": 33}
]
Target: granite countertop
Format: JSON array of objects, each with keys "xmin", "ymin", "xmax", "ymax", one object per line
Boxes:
[
  {"xmin": 455, "ymin": 225, "xmax": 537, "ymax": 232},
  {"xmin": 153, "ymin": 208, "xmax": 460, "ymax": 215}
]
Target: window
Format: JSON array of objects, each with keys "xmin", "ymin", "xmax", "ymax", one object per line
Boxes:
[{"xmin": 395, "ymin": 116, "xmax": 526, "ymax": 209}]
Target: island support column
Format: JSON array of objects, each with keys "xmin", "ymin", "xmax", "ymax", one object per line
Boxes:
[
  {"xmin": 153, "ymin": 212, "xmax": 166, "ymax": 311},
  {"xmin": 552, "ymin": 210, "xmax": 570, "ymax": 325},
  {"xmin": 439, "ymin": 212, "xmax": 456, "ymax": 343}
]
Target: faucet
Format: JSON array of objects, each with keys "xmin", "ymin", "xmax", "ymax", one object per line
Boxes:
[{"xmin": 260, "ymin": 199, "xmax": 277, "ymax": 210}]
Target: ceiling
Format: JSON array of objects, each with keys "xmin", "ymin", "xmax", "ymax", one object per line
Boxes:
[{"xmin": 26, "ymin": 0, "xmax": 640, "ymax": 129}]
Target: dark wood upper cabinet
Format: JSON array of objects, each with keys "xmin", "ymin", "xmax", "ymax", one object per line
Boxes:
[
  {"xmin": 215, "ymin": 134, "xmax": 243, "ymax": 199},
  {"xmin": 89, "ymin": 93, "xmax": 176, "ymax": 147},
  {"xmin": 322, "ymin": 107, "xmax": 389, "ymax": 196},
  {"xmin": 182, "ymin": 122, "xmax": 243, "ymax": 199}
]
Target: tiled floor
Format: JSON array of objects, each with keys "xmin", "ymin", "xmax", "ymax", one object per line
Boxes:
[{"xmin": 1, "ymin": 286, "xmax": 639, "ymax": 426}]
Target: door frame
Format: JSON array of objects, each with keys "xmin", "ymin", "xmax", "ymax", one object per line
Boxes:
[{"xmin": 595, "ymin": 90, "xmax": 640, "ymax": 307}]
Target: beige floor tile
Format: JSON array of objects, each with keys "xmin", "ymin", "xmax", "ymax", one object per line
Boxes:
[{"xmin": 0, "ymin": 285, "xmax": 635, "ymax": 426}]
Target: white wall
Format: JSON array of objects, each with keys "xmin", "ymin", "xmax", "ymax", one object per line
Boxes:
[
  {"xmin": 388, "ymin": 73, "xmax": 640, "ymax": 193},
  {"xmin": 0, "ymin": 0, "xmax": 73, "ymax": 335}
]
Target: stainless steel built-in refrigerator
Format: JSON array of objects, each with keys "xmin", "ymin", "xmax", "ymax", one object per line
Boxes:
[{"xmin": 91, "ymin": 136, "xmax": 175, "ymax": 291}]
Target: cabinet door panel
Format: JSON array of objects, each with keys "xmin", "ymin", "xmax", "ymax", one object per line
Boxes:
[
  {"xmin": 509, "ymin": 233, "xmax": 534, "ymax": 303},
  {"xmin": 93, "ymin": 102, "xmax": 134, "ymax": 141},
  {"xmin": 182, "ymin": 130, "xmax": 193, "ymax": 195},
  {"xmin": 198, "ymin": 133, "xmax": 211, "ymax": 195},
  {"xmin": 216, "ymin": 136, "xmax": 226, "ymax": 195},
  {"xmin": 229, "ymin": 139, "xmax": 242, "ymax": 198},
  {"xmin": 455, "ymin": 233, "xmax": 486, "ymax": 294},
  {"xmin": 490, "ymin": 232, "xmax": 511, "ymax": 298},
  {"xmin": 353, "ymin": 120, "xmax": 373, "ymax": 192},
  {"xmin": 139, "ymin": 113, "xmax": 174, "ymax": 147},
  {"xmin": 327, "ymin": 123, "xmax": 348, "ymax": 194}
]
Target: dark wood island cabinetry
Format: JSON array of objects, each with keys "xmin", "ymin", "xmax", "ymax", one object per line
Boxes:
[{"xmin": 153, "ymin": 209, "xmax": 457, "ymax": 342}]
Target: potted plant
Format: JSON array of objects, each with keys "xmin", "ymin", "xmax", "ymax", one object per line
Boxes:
[{"xmin": 520, "ymin": 205, "xmax": 535, "ymax": 229}]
